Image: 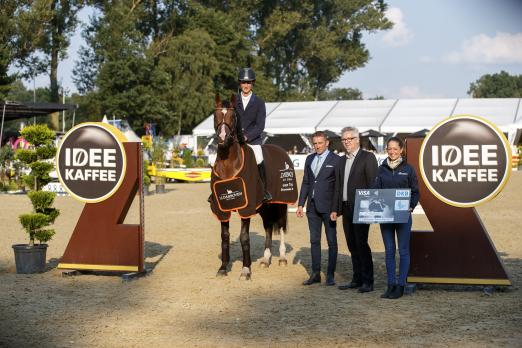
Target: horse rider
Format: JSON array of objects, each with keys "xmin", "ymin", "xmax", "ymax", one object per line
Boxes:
[{"xmin": 235, "ymin": 67, "xmax": 272, "ymax": 202}]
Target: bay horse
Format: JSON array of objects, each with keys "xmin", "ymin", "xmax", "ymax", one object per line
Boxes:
[{"xmin": 210, "ymin": 94, "xmax": 296, "ymax": 280}]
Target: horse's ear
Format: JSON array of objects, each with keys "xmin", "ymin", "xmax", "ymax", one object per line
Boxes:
[
  {"xmin": 230, "ymin": 94, "xmax": 236, "ymax": 106},
  {"xmin": 215, "ymin": 94, "xmax": 221, "ymax": 107}
]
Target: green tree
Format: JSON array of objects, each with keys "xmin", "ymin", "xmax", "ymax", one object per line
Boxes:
[
  {"xmin": 86, "ymin": 1, "xmax": 170, "ymax": 131},
  {"xmin": 159, "ymin": 28, "xmax": 219, "ymax": 135},
  {"xmin": 33, "ymin": 0, "xmax": 83, "ymax": 103},
  {"xmin": 7, "ymin": 80, "xmax": 52, "ymax": 103},
  {"xmin": 69, "ymin": 1, "xmax": 390, "ymax": 134},
  {"xmin": 468, "ymin": 71, "xmax": 522, "ymax": 98},
  {"xmin": 318, "ymin": 87, "xmax": 363, "ymax": 100},
  {"xmin": 0, "ymin": 1, "xmax": 48, "ymax": 100},
  {"xmin": 254, "ymin": 0, "xmax": 391, "ymax": 100}
]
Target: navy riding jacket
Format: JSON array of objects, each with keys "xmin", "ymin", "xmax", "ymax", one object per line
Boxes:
[
  {"xmin": 235, "ymin": 93, "xmax": 266, "ymax": 145},
  {"xmin": 372, "ymin": 160, "xmax": 420, "ymax": 210}
]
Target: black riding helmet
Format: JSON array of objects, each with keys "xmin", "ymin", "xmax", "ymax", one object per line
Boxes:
[{"xmin": 238, "ymin": 67, "xmax": 256, "ymax": 82}]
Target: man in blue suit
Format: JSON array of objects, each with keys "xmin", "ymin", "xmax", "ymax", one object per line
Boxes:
[{"xmin": 297, "ymin": 131, "xmax": 341, "ymax": 286}]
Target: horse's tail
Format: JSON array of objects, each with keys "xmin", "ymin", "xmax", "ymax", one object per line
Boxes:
[{"xmin": 260, "ymin": 203, "xmax": 288, "ymax": 235}]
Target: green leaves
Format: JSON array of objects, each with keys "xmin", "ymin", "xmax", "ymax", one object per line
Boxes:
[
  {"xmin": 13, "ymin": 0, "xmax": 392, "ymax": 132},
  {"xmin": 15, "ymin": 149, "xmax": 37, "ymax": 165},
  {"xmin": 256, "ymin": 0, "xmax": 391, "ymax": 99},
  {"xmin": 19, "ymin": 213, "xmax": 56, "ymax": 244},
  {"xmin": 468, "ymin": 71, "xmax": 522, "ymax": 98},
  {"xmin": 15, "ymin": 124, "xmax": 60, "ymax": 244},
  {"xmin": 20, "ymin": 124, "xmax": 56, "ymax": 147},
  {"xmin": 28, "ymin": 191, "xmax": 56, "ymax": 212},
  {"xmin": 20, "ymin": 213, "xmax": 51, "ymax": 233}
]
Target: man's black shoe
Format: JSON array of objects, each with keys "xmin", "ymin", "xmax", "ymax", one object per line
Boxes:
[
  {"xmin": 338, "ymin": 281, "xmax": 362, "ymax": 290},
  {"xmin": 326, "ymin": 275, "xmax": 336, "ymax": 286},
  {"xmin": 358, "ymin": 283, "xmax": 374, "ymax": 293},
  {"xmin": 302, "ymin": 272, "xmax": 321, "ymax": 286}
]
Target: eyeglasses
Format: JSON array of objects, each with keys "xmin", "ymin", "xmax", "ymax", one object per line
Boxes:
[
  {"xmin": 341, "ymin": 137, "xmax": 358, "ymax": 142},
  {"xmin": 240, "ymin": 81, "xmax": 253, "ymax": 85}
]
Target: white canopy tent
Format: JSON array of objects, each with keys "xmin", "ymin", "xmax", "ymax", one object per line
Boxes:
[{"xmin": 193, "ymin": 98, "xmax": 522, "ymax": 146}]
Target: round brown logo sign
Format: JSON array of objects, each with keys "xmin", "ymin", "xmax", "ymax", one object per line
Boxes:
[
  {"xmin": 420, "ymin": 115, "xmax": 511, "ymax": 207},
  {"xmin": 56, "ymin": 123, "xmax": 127, "ymax": 203}
]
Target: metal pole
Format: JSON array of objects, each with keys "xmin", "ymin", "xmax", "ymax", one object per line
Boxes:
[
  {"xmin": 62, "ymin": 90, "xmax": 66, "ymax": 133},
  {"xmin": 1, "ymin": 103, "xmax": 6, "ymax": 146},
  {"xmin": 33, "ymin": 74, "xmax": 36, "ymax": 124}
]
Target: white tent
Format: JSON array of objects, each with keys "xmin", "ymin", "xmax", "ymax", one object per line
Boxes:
[
  {"xmin": 101, "ymin": 116, "xmax": 141, "ymax": 142},
  {"xmin": 192, "ymin": 98, "xmax": 522, "ymax": 145}
]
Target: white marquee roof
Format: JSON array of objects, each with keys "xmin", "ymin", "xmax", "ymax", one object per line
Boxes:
[{"xmin": 192, "ymin": 98, "xmax": 522, "ymax": 137}]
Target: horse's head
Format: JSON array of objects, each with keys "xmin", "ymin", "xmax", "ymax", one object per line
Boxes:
[{"xmin": 214, "ymin": 94, "xmax": 238, "ymax": 147}]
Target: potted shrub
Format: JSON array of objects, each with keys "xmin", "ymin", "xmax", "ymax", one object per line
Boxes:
[
  {"xmin": 12, "ymin": 124, "xmax": 59, "ymax": 274},
  {"xmin": 180, "ymin": 144, "xmax": 194, "ymax": 168},
  {"xmin": 0, "ymin": 145, "xmax": 15, "ymax": 188},
  {"xmin": 150, "ymin": 138, "xmax": 167, "ymax": 194},
  {"xmin": 143, "ymin": 174, "xmax": 151, "ymax": 195},
  {"xmin": 143, "ymin": 159, "xmax": 152, "ymax": 195}
]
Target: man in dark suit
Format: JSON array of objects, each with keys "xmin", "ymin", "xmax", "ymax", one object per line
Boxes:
[
  {"xmin": 331, "ymin": 126, "xmax": 378, "ymax": 293},
  {"xmin": 234, "ymin": 67, "xmax": 271, "ymax": 201},
  {"xmin": 297, "ymin": 131, "xmax": 341, "ymax": 286}
]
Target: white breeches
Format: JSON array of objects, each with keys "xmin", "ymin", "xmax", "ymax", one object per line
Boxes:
[{"xmin": 247, "ymin": 144, "xmax": 264, "ymax": 164}]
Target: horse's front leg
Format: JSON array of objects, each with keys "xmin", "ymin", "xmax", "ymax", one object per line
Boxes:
[
  {"xmin": 217, "ymin": 221, "xmax": 230, "ymax": 276},
  {"xmin": 239, "ymin": 218, "xmax": 251, "ymax": 280}
]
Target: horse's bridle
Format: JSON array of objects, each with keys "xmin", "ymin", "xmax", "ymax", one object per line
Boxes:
[{"xmin": 215, "ymin": 107, "xmax": 237, "ymax": 141}]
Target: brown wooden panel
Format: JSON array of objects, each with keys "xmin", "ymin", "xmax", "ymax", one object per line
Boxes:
[
  {"xmin": 406, "ymin": 137, "xmax": 510, "ymax": 285},
  {"xmin": 58, "ymin": 143, "xmax": 144, "ymax": 272}
]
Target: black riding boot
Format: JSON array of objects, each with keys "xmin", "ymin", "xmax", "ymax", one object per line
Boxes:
[
  {"xmin": 258, "ymin": 162, "xmax": 273, "ymax": 202},
  {"xmin": 388, "ymin": 285, "xmax": 405, "ymax": 299},
  {"xmin": 381, "ymin": 284, "xmax": 396, "ymax": 299}
]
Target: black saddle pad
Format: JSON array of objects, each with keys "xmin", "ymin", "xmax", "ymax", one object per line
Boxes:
[
  {"xmin": 263, "ymin": 144, "xmax": 298, "ymax": 204},
  {"xmin": 212, "ymin": 177, "xmax": 248, "ymax": 211}
]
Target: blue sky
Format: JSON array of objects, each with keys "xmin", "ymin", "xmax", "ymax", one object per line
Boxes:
[
  {"xmin": 27, "ymin": 0, "xmax": 522, "ymax": 99},
  {"xmin": 334, "ymin": 0, "xmax": 522, "ymax": 98}
]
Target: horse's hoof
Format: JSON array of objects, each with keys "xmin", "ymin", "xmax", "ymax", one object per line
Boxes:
[
  {"xmin": 279, "ymin": 259, "xmax": 288, "ymax": 266},
  {"xmin": 216, "ymin": 269, "xmax": 227, "ymax": 277},
  {"xmin": 259, "ymin": 259, "xmax": 270, "ymax": 268},
  {"xmin": 239, "ymin": 267, "xmax": 251, "ymax": 280}
]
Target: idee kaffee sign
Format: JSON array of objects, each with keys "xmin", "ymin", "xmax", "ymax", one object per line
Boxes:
[
  {"xmin": 56, "ymin": 122, "xmax": 145, "ymax": 273},
  {"xmin": 419, "ymin": 115, "xmax": 511, "ymax": 208},
  {"xmin": 407, "ymin": 115, "xmax": 512, "ymax": 286},
  {"xmin": 57, "ymin": 123, "xmax": 127, "ymax": 203}
]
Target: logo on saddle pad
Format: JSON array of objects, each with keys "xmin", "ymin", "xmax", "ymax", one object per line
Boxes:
[
  {"xmin": 278, "ymin": 161, "xmax": 295, "ymax": 192},
  {"xmin": 213, "ymin": 177, "xmax": 248, "ymax": 211},
  {"xmin": 220, "ymin": 189, "xmax": 243, "ymax": 201}
]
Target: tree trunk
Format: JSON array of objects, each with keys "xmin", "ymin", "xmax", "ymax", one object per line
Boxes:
[
  {"xmin": 50, "ymin": 0, "xmax": 59, "ymax": 103},
  {"xmin": 49, "ymin": 0, "xmax": 61, "ymax": 130},
  {"xmin": 177, "ymin": 112, "xmax": 182, "ymax": 136}
]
